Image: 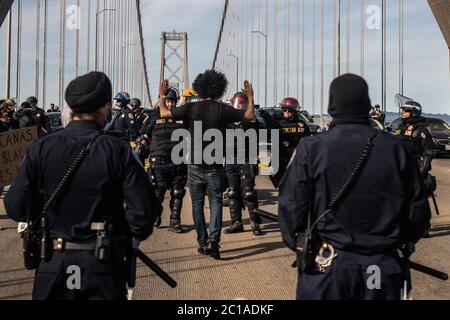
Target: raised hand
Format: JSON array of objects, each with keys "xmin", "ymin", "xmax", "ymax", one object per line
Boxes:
[{"xmin": 159, "ymin": 79, "xmax": 169, "ymax": 98}]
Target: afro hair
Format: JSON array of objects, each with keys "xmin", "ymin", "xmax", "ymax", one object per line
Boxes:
[{"xmin": 192, "ymin": 69, "xmax": 229, "ymax": 100}]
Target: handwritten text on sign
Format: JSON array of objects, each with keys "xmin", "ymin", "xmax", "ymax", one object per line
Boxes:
[{"xmin": 0, "ymin": 127, "xmax": 38, "ymax": 188}]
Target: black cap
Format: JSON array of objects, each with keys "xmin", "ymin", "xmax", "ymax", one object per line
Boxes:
[
  {"xmin": 328, "ymin": 74, "xmax": 371, "ymax": 118},
  {"xmin": 65, "ymin": 71, "xmax": 112, "ymax": 113}
]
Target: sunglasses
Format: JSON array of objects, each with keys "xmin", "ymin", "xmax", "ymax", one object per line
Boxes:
[{"xmin": 282, "ymin": 109, "xmax": 294, "ymax": 114}]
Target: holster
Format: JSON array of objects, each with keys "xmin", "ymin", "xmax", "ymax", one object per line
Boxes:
[
  {"xmin": 423, "ymin": 174, "xmax": 437, "ymax": 196},
  {"xmin": 22, "ymin": 228, "xmax": 40, "ymax": 270},
  {"xmin": 296, "ymin": 230, "xmax": 321, "ymax": 274}
]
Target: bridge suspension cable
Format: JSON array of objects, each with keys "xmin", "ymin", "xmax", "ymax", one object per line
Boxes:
[{"xmin": 0, "ymin": 0, "xmax": 152, "ymax": 108}]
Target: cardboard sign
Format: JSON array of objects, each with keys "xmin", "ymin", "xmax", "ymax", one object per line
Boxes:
[{"xmin": 0, "ymin": 127, "xmax": 38, "ymax": 188}]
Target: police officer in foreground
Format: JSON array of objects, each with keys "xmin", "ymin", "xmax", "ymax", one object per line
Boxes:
[
  {"xmin": 279, "ymin": 74, "xmax": 430, "ymax": 300},
  {"xmin": 139, "ymin": 87, "xmax": 187, "ymax": 233},
  {"xmin": 224, "ymin": 91, "xmax": 263, "ymax": 236},
  {"xmin": 5, "ymin": 72, "xmax": 161, "ymax": 300},
  {"xmin": 260, "ymin": 97, "xmax": 310, "ymax": 188}
]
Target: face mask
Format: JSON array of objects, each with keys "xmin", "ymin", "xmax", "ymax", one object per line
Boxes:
[{"xmin": 103, "ymin": 109, "xmax": 114, "ymax": 130}]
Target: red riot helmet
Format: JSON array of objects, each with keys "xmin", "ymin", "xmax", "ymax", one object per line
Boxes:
[
  {"xmin": 279, "ymin": 97, "xmax": 300, "ymax": 113},
  {"xmin": 230, "ymin": 91, "xmax": 249, "ymax": 111}
]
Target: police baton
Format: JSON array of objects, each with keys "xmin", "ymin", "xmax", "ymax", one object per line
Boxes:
[
  {"xmin": 431, "ymin": 193, "xmax": 440, "ymax": 216},
  {"xmin": 255, "ymin": 209, "xmax": 449, "ymax": 281},
  {"xmin": 136, "ymin": 249, "xmax": 177, "ymax": 288},
  {"xmin": 410, "ymin": 261, "xmax": 448, "ymax": 281},
  {"xmin": 255, "ymin": 208, "xmax": 279, "ymax": 222}
]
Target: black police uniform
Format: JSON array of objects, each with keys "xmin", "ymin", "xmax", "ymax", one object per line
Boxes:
[
  {"xmin": 224, "ymin": 119, "xmax": 262, "ymax": 235},
  {"xmin": 260, "ymin": 111, "xmax": 310, "ymax": 186},
  {"xmin": 279, "ymin": 123, "xmax": 430, "ymax": 300},
  {"xmin": 129, "ymin": 108, "xmax": 151, "ymax": 142},
  {"xmin": 394, "ymin": 116, "xmax": 434, "ymax": 179},
  {"xmin": 14, "ymin": 107, "xmax": 51, "ymax": 135},
  {"xmin": 143, "ymin": 109, "xmax": 187, "ymax": 231},
  {"xmin": 111, "ymin": 106, "xmax": 133, "ymax": 140},
  {"xmin": 5, "ymin": 120, "xmax": 161, "ymax": 300}
]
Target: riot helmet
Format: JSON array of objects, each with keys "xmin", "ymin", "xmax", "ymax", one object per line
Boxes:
[
  {"xmin": 26, "ymin": 96, "xmax": 38, "ymax": 107},
  {"xmin": 114, "ymin": 91, "xmax": 130, "ymax": 108},
  {"xmin": 401, "ymin": 100, "xmax": 422, "ymax": 117},
  {"xmin": 165, "ymin": 87, "xmax": 180, "ymax": 102},
  {"xmin": 280, "ymin": 97, "xmax": 300, "ymax": 113},
  {"xmin": 129, "ymin": 98, "xmax": 142, "ymax": 109},
  {"xmin": 230, "ymin": 92, "xmax": 249, "ymax": 111}
]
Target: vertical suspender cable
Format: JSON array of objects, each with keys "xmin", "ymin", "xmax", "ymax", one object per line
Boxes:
[
  {"xmin": 283, "ymin": 0, "xmax": 287, "ymax": 97},
  {"xmin": 399, "ymin": 0, "xmax": 404, "ymax": 95},
  {"xmin": 43, "ymin": 0, "xmax": 48, "ymax": 108},
  {"xmin": 62, "ymin": 0, "xmax": 66, "ymax": 106},
  {"xmin": 245, "ymin": 0, "xmax": 249, "ymax": 81},
  {"xmin": 361, "ymin": 0, "xmax": 365, "ymax": 77},
  {"xmin": 274, "ymin": 0, "xmax": 278, "ymax": 106},
  {"xmin": 312, "ymin": 0, "xmax": 316, "ymax": 116},
  {"xmin": 87, "ymin": 0, "xmax": 91, "ymax": 72},
  {"xmin": 257, "ymin": 0, "xmax": 261, "ymax": 104},
  {"xmin": 333, "ymin": 0, "xmax": 336, "ymax": 78},
  {"xmin": 296, "ymin": 0, "xmax": 300, "ymax": 100},
  {"xmin": 36, "ymin": 0, "xmax": 40, "ymax": 98},
  {"xmin": 102, "ymin": 0, "xmax": 106, "ymax": 72},
  {"xmin": 59, "ymin": 1, "xmax": 63, "ymax": 107},
  {"xmin": 76, "ymin": 0, "xmax": 80, "ymax": 77},
  {"xmin": 337, "ymin": 0, "xmax": 341, "ymax": 76},
  {"xmin": 264, "ymin": 0, "xmax": 268, "ymax": 107},
  {"xmin": 301, "ymin": 0, "xmax": 305, "ymax": 106},
  {"xmin": 320, "ymin": 0, "xmax": 324, "ymax": 127},
  {"xmin": 16, "ymin": 0, "xmax": 22, "ymax": 103},
  {"xmin": 5, "ymin": 9, "xmax": 12, "ymax": 99},
  {"xmin": 346, "ymin": 0, "xmax": 350, "ymax": 73},
  {"xmin": 382, "ymin": 0, "xmax": 387, "ymax": 112}
]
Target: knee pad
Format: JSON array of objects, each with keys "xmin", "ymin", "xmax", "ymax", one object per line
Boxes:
[
  {"xmin": 243, "ymin": 189, "xmax": 257, "ymax": 203},
  {"xmin": 227, "ymin": 188, "xmax": 240, "ymax": 200},
  {"xmin": 172, "ymin": 188, "xmax": 186, "ymax": 199}
]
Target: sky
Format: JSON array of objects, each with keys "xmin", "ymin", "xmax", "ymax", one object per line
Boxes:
[{"xmin": 0, "ymin": 0, "xmax": 449, "ymax": 115}]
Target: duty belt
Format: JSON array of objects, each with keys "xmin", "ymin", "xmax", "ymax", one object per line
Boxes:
[
  {"xmin": 150, "ymin": 157, "xmax": 172, "ymax": 165},
  {"xmin": 53, "ymin": 238, "xmax": 96, "ymax": 252}
]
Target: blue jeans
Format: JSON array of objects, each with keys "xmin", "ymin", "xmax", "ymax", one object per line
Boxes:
[{"xmin": 187, "ymin": 165, "xmax": 225, "ymax": 247}]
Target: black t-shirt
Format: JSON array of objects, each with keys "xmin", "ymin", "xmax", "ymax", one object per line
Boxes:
[{"xmin": 170, "ymin": 101, "xmax": 245, "ymax": 166}]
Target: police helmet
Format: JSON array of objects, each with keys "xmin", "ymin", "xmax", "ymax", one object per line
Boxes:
[
  {"xmin": 26, "ymin": 96, "xmax": 38, "ymax": 106},
  {"xmin": 401, "ymin": 100, "xmax": 422, "ymax": 117},
  {"xmin": 129, "ymin": 98, "xmax": 142, "ymax": 109},
  {"xmin": 280, "ymin": 97, "xmax": 300, "ymax": 113},
  {"xmin": 21, "ymin": 102, "xmax": 32, "ymax": 110},
  {"xmin": 230, "ymin": 92, "xmax": 249, "ymax": 111},
  {"xmin": 165, "ymin": 88, "xmax": 180, "ymax": 102},
  {"xmin": 114, "ymin": 91, "xmax": 130, "ymax": 104}
]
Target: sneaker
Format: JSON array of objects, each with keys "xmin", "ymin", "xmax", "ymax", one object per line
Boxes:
[
  {"xmin": 251, "ymin": 222, "xmax": 264, "ymax": 236},
  {"xmin": 154, "ymin": 216, "xmax": 161, "ymax": 228},
  {"xmin": 224, "ymin": 221, "xmax": 244, "ymax": 234},
  {"xmin": 168, "ymin": 224, "xmax": 184, "ymax": 233},
  {"xmin": 208, "ymin": 242, "xmax": 221, "ymax": 260}
]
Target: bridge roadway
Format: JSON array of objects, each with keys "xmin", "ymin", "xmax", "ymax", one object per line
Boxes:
[{"xmin": 0, "ymin": 158, "xmax": 449, "ymax": 300}]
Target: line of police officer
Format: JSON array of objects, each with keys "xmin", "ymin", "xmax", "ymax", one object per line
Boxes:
[
  {"xmin": 0, "ymin": 96, "xmax": 52, "ymax": 135},
  {"xmin": 3, "ymin": 69, "xmax": 436, "ymax": 300}
]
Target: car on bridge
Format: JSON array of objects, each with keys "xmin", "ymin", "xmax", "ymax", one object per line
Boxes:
[
  {"xmin": 46, "ymin": 112, "xmax": 63, "ymax": 133},
  {"xmin": 387, "ymin": 117, "xmax": 450, "ymax": 156}
]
